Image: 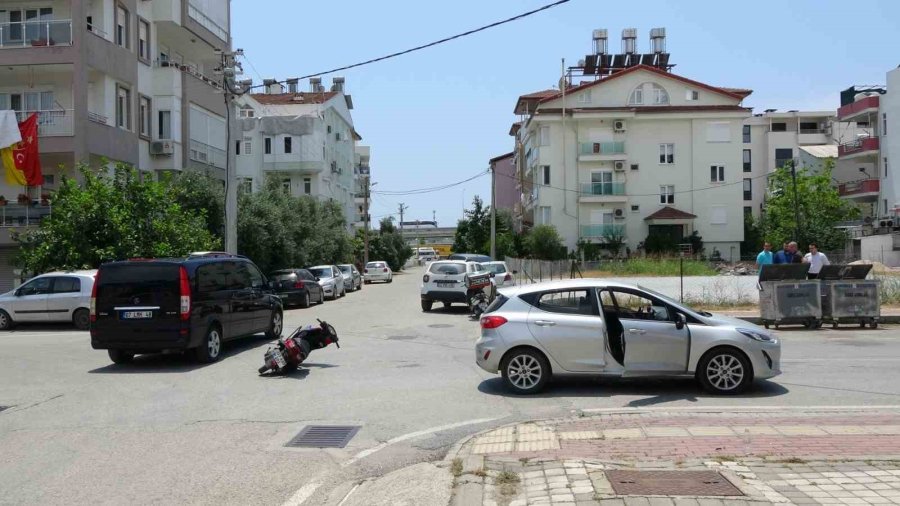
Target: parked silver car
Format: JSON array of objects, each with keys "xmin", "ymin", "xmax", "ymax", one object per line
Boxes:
[
  {"xmin": 0, "ymin": 270, "xmax": 97, "ymax": 330},
  {"xmin": 475, "ymin": 279, "xmax": 781, "ymax": 395},
  {"xmin": 307, "ymin": 265, "xmax": 346, "ymax": 300},
  {"xmin": 338, "ymin": 264, "xmax": 363, "ymax": 292}
]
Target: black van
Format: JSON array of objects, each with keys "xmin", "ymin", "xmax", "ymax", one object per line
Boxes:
[{"xmin": 90, "ymin": 253, "xmax": 283, "ymax": 365}]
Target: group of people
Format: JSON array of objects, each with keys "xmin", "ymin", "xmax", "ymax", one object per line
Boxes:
[{"xmin": 755, "ymin": 241, "xmax": 830, "ymax": 279}]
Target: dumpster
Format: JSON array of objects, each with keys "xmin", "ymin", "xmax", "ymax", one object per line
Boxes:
[
  {"xmin": 759, "ymin": 264, "xmax": 822, "ymax": 329},
  {"xmin": 820, "ymin": 264, "xmax": 880, "ymax": 329}
]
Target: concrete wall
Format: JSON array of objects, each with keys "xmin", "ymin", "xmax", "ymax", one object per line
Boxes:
[
  {"xmin": 492, "ymin": 155, "xmax": 517, "ymax": 211},
  {"xmin": 883, "ymin": 68, "xmax": 900, "ymax": 217},
  {"xmin": 858, "ymin": 233, "xmax": 900, "ymax": 267}
]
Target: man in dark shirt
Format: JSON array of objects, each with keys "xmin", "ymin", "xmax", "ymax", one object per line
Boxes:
[
  {"xmin": 786, "ymin": 241, "xmax": 803, "ymax": 263},
  {"xmin": 773, "ymin": 241, "xmax": 790, "ymax": 264}
]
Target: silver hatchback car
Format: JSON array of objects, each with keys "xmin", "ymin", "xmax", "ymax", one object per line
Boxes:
[{"xmin": 476, "ymin": 279, "xmax": 781, "ymax": 395}]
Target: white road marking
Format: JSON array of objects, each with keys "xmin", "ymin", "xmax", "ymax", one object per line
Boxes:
[
  {"xmin": 337, "ymin": 483, "xmax": 361, "ymax": 506},
  {"xmin": 579, "ymin": 405, "xmax": 900, "ymax": 414},
  {"xmin": 341, "ymin": 417, "xmax": 500, "ymax": 467},
  {"xmin": 281, "ymin": 482, "xmax": 321, "ymax": 506}
]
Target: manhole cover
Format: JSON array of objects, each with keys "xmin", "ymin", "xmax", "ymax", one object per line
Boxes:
[
  {"xmin": 387, "ymin": 335, "xmax": 417, "ymax": 340},
  {"xmin": 286, "ymin": 425, "xmax": 361, "ymax": 448},
  {"xmin": 428, "ymin": 324, "xmax": 452, "ymax": 329},
  {"xmin": 605, "ymin": 471, "xmax": 743, "ymax": 497}
]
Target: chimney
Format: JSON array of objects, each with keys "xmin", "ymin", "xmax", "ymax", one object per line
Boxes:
[
  {"xmin": 287, "ymin": 78, "xmax": 299, "ymax": 93},
  {"xmin": 331, "ymin": 76, "xmax": 345, "ymax": 93},
  {"xmin": 592, "ymin": 29, "xmax": 608, "ymax": 55},
  {"xmin": 309, "ymin": 77, "xmax": 323, "ymax": 92},
  {"xmin": 650, "ymin": 27, "xmax": 666, "ymax": 54},
  {"xmin": 621, "ymin": 28, "xmax": 637, "ymax": 54},
  {"xmin": 263, "ymin": 78, "xmax": 283, "ymax": 95}
]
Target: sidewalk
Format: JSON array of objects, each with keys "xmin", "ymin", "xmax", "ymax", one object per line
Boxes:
[
  {"xmin": 718, "ymin": 309, "xmax": 900, "ymax": 325},
  {"xmin": 446, "ymin": 409, "xmax": 900, "ymax": 505}
]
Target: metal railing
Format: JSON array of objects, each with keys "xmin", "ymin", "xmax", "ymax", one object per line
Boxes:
[
  {"xmin": 86, "ymin": 22, "xmax": 111, "ymax": 42},
  {"xmin": 580, "ymin": 224, "xmax": 626, "ymax": 238},
  {"xmin": 0, "ymin": 20, "xmax": 72, "ymax": 48},
  {"xmin": 0, "ymin": 203, "xmax": 51, "ymax": 227},
  {"xmin": 187, "ymin": 2, "xmax": 228, "ymax": 41},
  {"xmin": 579, "ymin": 141, "xmax": 625, "ymax": 155},
  {"xmin": 88, "ymin": 111, "xmax": 109, "ymax": 125},
  {"xmin": 11, "ymin": 110, "xmax": 74, "ymax": 136},
  {"xmin": 189, "ymin": 139, "xmax": 226, "ymax": 169},
  {"xmin": 580, "ymin": 182, "xmax": 625, "ymax": 196}
]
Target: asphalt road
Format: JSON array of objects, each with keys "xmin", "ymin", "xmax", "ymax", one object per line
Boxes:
[{"xmin": 1, "ymin": 268, "xmax": 898, "ymax": 505}]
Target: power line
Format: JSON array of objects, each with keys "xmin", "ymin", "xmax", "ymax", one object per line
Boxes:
[
  {"xmin": 373, "ymin": 170, "xmax": 489, "ymax": 196},
  {"xmin": 245, "ymin": 0, "xmax": 574, "ymax": 91}
]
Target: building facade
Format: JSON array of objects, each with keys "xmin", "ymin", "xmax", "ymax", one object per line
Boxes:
[
  {"xmin": 234, "ymin": 77, "xmax": 361, "ymax": 228},
  {"xmin": 489, "ymin": 151, "xmax": 516, "ymax": 212},
  {"xmin": 0, "ymin": 0, "xmax": 230, "ymax": 289},
  {"xmin": 354, "ymin": 144, "xmax": 370, "ymax": 229}
]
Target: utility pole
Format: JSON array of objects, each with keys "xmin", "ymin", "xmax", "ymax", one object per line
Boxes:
[
  {"xmin": 432, "ymin": 210, "xmax": 436, "ymax": 224},
  {"xmin": 219, "ymin": 48, "xmax": 244, "ymax": 254},
  {"xmin": 790, "ymin": 161, "xmax": 801, "ymax": 243},
  {"xmin": 490, "ymin": 164, "xmax": 497, "ymax": 259},
  {"xmin": 398, "ymin": 203, "xmax": 408, "ymax": 231},
  {"xmin": 363, "ymin": 178, "xmax": 375, "ymax": 264}
]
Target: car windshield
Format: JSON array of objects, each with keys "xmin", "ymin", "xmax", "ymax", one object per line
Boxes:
[
  {"xmin": 429, "ymin": 263, "xmax": 466, "ymax": 275},
  {"xmin": 308, "ymin": 268, "xmax": 332, "ymax": 278},
  {"xmin": 338, "ymin": 266, "xmax": 351, "ymax": 273},
  {"xmin": 484, "ymin": 263, "xmax": 507, "ymax": 274}
]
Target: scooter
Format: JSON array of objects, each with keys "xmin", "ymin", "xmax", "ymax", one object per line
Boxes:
[
  {"xmin": 469, "ymin": 290, "xmax": 490, "ymax": 320},
  {"xmin": 258, "ymin": 319, "xmax": 339, "ymax": 375}
]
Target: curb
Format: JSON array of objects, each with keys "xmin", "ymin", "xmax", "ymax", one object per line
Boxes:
[{"xmin": 735, "ymin": 315, "xmax": 900, "ymax": 325}]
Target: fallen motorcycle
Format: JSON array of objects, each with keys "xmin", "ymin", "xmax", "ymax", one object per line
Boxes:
[
  {"xmin": 258, "ymin": 319, "xmax": 339, "ymax": 375},
  {"xmin": 469, "ymin": 291, "xmax": 489, "ymax": 320}
]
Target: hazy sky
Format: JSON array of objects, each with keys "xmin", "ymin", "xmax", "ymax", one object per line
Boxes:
[{"xmin": 232, "ymin": 0, "xmax": 900, "ymax": 227}]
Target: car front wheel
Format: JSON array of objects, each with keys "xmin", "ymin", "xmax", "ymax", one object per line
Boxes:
[
  {"xmin": 501, "ymin": 349, "xmax": 550, "ymax": 395},
  {"xmin": 421, "ymin": 300, "xmax": 432, "ymax": 312},
  {"xmin": 0, "ymin": 309, "xmax": 13, "ymax": 330},
  {"xmin": 697, "ymin": 348, "xmax": 752, "ymax": 395}
]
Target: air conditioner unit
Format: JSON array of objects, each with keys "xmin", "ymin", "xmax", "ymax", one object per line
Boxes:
[
  {"xmin": 613, "ymin": 120, "xmax": 627, "ymax": 132},
  {"xmin": 613, "ymin": 160, "xmax": 626, "ymax": 171},
  {"xmin": 613, "ymin": 208, "xmax": 625, "ymax": 219},
  {"xmin": 150, "ymin": 140, "xmax": 174, "ymax": 156}
]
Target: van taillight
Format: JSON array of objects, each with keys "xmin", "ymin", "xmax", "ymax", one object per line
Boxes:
[
  {"xmin": 90, "ymin": 272, "xmax": 99, "ymax": 322},
  {"xmin": 179, "ymin": 266, "xmax": 191, "ymax": 321},
  {"xmin": 294, "ymin": 281, "xmax": 304, "ymax": 289}
]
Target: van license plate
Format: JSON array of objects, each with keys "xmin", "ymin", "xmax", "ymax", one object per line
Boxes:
[{"xmin": 122, "ymin": 311, "xmax": 152, "ymax": 319}]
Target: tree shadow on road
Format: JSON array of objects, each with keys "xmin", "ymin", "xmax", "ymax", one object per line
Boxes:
[
  {"xmin": 477, "ymin": 376, "xmax": 788, "ymax": 405},
  {"xmin": 87, "ymin": 335, "xmax": 275, "ymax": 374}
]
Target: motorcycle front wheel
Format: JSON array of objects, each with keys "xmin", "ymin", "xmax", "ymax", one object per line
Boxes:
[{"xmin": 258, "ymin": 365, "xmax": 269, "ymax": 374}]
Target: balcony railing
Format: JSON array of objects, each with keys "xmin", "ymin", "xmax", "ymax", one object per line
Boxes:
[
  {"xmin": 838, "ymin": 178, "xmax": 880, "ymax": 197},
  {"xmin": 580, "ymin": 182, "xmax": 625, "ymax": 196},
  {"xmin": 0, "ymin": 20, "xmax": 72, "ymax": 48},
  {"xmin": 837, "ymin": 95, "xmax": 880, "ymax": 120},
  {"xmin": 88, "ymin": 111, "xmax": 109, "ymax": 125},
  {"xmin": 0, "ymin": 203, "xmax": 52, "ymax": 227},
  {"xmin": 187, "ymin": 1, "xmax": 228, "ymax": 41},
  {"xmin": 86, "ymin": 23, "xmax": 111, "ymax": 42},
  {"xmin": 579, "ymin": 142, "xmax": 626, "ymax": 155},
  {"xmin": 581, "ymin": 224, "xmax": 626, "ymax": 238},
  {"xmin": 189, "ymin": 139, "xmax": 226, "ymax": 169},
  {"xmin": 838, "ymin": 136, "xmax": 880, "ymax": 157},
  {"xmin": 8, "ymin": 110, "xmax": 74, "ymax": 136}
]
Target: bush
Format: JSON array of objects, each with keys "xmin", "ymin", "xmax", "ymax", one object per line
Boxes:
[{"xmin": 526, "ymin": 225, "xmax": 567, "ymax": 260}]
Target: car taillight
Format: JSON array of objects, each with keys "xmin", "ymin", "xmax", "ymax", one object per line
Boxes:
[
  {"xmin": 179, "ymin": 266, "xmax": 191, "ymax": 321},
  {"xmin": 364, "ymin": 269, "xmax": 368, "ymax": 273},
  {"xmin": 383, "ymin": 268, "xmax": 388, "ymax": 272},
  {"xmin": 423, "ymin": 275, "xmax": 430, "ymax": 282},
  {"xmin": 480, "ymin": 316, "xmax": 507, "ymax": 329},
  {"xmin": 90, "ymin": 271, "xmax": 99, "ymax": 322},
  {"xmin": 504, "ymin": 273, "xmax": 512, "ymax": 282},
  {"xmin": 294, "ymin": 281, "xmax": 304, "ymax": 289}
]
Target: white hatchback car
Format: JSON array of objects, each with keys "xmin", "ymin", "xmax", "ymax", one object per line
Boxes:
[
  {"xmin": 364, "ymin": 261, "xmax": 393, "ymax": 283},
  {"xmin": 483, "ymin": 261, "xmax": 516, "ymax": 288},
  {"xmin": 0, "ymin": 270, "xmax": 97, "ymax": 330}
]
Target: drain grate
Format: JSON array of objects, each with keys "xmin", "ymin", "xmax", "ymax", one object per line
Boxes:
[
  {"xmin": 285, "ymin": 425, "xmax": 361, "ymax": 448},
  {"xmin": 606, "ymin": 470, "xmax": 743, "ymax": 497}
]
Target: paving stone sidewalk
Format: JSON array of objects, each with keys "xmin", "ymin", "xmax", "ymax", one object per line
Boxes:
[{"xmin": 448, "ymin": 409, "xmax": 900, "ymax": 506}]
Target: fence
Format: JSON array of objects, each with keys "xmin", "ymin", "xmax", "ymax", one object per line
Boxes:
[{"xmin": 504, "ymin": 257, "xmax": 581, "ymax": 284}]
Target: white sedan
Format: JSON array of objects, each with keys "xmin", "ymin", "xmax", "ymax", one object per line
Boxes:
[{"xmin": 364, "ymin": 261, "xmax": 393, "ymax": 283}]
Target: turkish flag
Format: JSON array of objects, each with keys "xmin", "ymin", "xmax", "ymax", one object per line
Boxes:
[{"xmin": 13, "ymin": 114, "xmax": 43, "ymax": 186}]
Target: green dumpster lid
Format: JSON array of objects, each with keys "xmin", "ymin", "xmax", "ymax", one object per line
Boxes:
[{"xmin": 759, "ymin": 263, "xmax": 810, "ymax": 282}]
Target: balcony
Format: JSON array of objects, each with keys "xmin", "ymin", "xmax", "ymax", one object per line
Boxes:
[
  {"xmin": 10, "ymin": 110, "xmax": 74, "ymax": 137},
  {"xmin": 581, "ymin": 224, "xmax": 626, "ymax": 239},
  {"xmin": 838, "ymin": 136, "xmax": 880, "ymax": 160},
  {"xmin": 579, "ymin": 182, "xmax": 627, "ymax": 203},
  {"xmin": 0, "ymin": 203, "xmax": 52, "ymax": 227},
  {"xmin": 0, "ymin": 20, "xmax": 72, "ymax": 49},
  {"xmin": 838, "ymin": 178, "xmax": 880, "ymax": 203},
  {"xmin": 837, "ymin": 95, "xmax": 880, "ymax": 122},
  {"xmin": 189, "ymin": 140, "xmax": 226, "ymax": 169},
  {"xmin": 579, "ymin": 141, "xmax": 626, "ymax": 162}
]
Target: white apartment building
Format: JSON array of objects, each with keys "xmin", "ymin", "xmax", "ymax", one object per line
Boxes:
[
  {"xmin": 235, "ymin": 77, "xmax": 361, "ymax": 228},
  {"xmin": 353, "ymin": 144, "xmax": 370, "ymax": 229}
]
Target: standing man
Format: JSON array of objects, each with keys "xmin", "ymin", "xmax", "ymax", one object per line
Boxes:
[
  {"xmin": 773, "ymin": 241, "xmax": 790, "ymax": 264},
  {"xmin": 756, "ymin": 242, "xmax": 774, "ymax": 275},
  {"xmin": 803, "ymin": 242, "xmax": 830, "ymax": 279},
  {"xmin": 787, "ymin": 241, "xmax": 803, "ymax": 264}
]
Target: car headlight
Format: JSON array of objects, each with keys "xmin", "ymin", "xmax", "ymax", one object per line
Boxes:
[{"xmin": 737, "ymin": 328, "xmax": 777, "ymax": 343}]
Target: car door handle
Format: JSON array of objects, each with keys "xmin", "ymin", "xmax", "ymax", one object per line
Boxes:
[
  {"xmin": 628, "ymin": 328, "xmax": 646, "ymax": 334},
  {"xmin": 535, "ymin": 320, "xmax": 557, "ymax": 327}
]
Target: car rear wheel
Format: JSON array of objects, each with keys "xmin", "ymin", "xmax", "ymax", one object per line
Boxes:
[
  {"xmin": 301, "ymin": 292, "xmax": 311, "ymax": 308},
  {"xmin": 501, "ymin": 349, "xmax": 550, "ymax": 395},
  {"xmin": 195, "ymin": 325, "xmax": 223, "ymax": 363},
  {"xmin": 387, "ymin": 277, "xmax": 393, "ymax": 283},
  {"xmin": 73, "ymin": 308, "xmax": 90, "ymax": 330},
  {"xmin": 108, "ymin": 349, "xmax": 134, "ymax": 364},
  {"xmin": 265, "ymin": 311, "xmax": 283, "ymax": 340},
  {"xmin": 421, "ymin": 300, "xmax": 432, "ymax": 312},
  {"xmin": 0, "ymin": 309, "xmax": 12, "ymax": 330},
  {"xmin": 697, "ymin": 348, "xmax": 752, "ymax": 395}
]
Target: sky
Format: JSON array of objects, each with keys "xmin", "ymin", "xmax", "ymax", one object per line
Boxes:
[{"xmin": 232, "ymin": 0, "xmax": 900, "ymax": 228}]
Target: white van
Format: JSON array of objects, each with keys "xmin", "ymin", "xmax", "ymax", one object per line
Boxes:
[{"xmin": 416, "ymin": 247, "xmax": 438, "ymax": 261}]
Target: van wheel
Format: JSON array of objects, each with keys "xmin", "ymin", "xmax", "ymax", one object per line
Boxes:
[
  {"xmin": 73, "ymin": 308, "xmax": 90, "ymax": 330},
  {"xmin": 266, "ymin": 311, "xmax": 283, "ymax": 340},
  {"xmin": 108, "ymin": 349, "xmax": 134, "ymax": 364},
  {"xmin": 0, "ymin": 310, "xmax": 12, "ymax": 330},
  {"xmin": 195, "ymin": 325, "xmax": 222, "ymax": 363},
  {"xmin": 421, "ymin": 300, "xmax": 432, "ymax": 312}
]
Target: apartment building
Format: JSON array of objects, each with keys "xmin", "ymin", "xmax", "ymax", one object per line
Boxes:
[
  {"xmin": 234, "ymin": 77, "xmax": 362, "ymax": 228},
  {"xmin": 489, "ymin": 151, "xmax": 517, "ymax": 213},
  {"xmin": 512, "ymin": 28, "xmax": 752, "ymax": 260},
  {"xmin": 354, "ymin": 144, "xmax": 370, "ymax": 229},
  {"xmin": 0, "ymin": 0, "xmax": 230, "ymax": 289}
]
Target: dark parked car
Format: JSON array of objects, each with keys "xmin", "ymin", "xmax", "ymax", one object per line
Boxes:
[
  {"xmin": 269, "ymin": 268, "xmax": 325, "ymax": 308},
  {"xmin": 448, "ymin": 253, "xmax": 492, "ymax": 263},
  {"xmin": 90, "ymin": 253, "xmax": 283, "ymax": 365},
  {"xmin": 338, "ymin": 264, "xmax": 362, "ymax": 292}
]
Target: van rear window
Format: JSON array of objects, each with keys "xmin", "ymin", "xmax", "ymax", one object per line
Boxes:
[{"xmin": 99, "ymin": 264, "xmax": 180, "ymax": 303}]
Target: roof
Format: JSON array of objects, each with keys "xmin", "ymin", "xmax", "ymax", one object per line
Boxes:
[
  {"xmin": 250, "ymin": 91, "xmax": 338, "ymax": 105},
  {"xmin": 489, "ymin": 152, "xmax": 515, "ymax": 164},
  {"xmin": 509, "ymin": 122, "xmax": 522, "ymax": 136},
  {"xmin": 717, "ymin": 87, "xmax": 754, "ymax": 99},
  {"xmin": 514, "ymin": 89, "xmax": 562, "ymax": 115},
  {"xmin": 497, "ymin": 278, "xmax": 648, "ymax": 297},
  {"xmin": 536, "ymin": 105, "xmax": 751, "ymax": 115},
  {"xmin": 800, "ymin": 145, "xmax": 839, "ymax": 158},
  {"xmin": 644, "ymin": 206, "xmax": 698, "ymax": 220}
]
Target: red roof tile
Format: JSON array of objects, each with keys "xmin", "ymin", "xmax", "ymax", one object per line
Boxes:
[
  {"xmin": 250, "ymin": 91, "xmax": 338, "ymax": 105},
  {"xmin": 644, "ymin": 206, "xmax": 697, "ymax": 220}
]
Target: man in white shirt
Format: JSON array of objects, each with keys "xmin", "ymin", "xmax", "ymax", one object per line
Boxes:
[{"xmin": 803, "ymin": 242, "xmax": 830, "ymax": 279}]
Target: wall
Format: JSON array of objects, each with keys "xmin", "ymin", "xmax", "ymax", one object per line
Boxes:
[
  {"xmin": 883, "ymin": 68, "xmax": 900, "ymax": 217},
  {"xmin": 859, "ymin": 233, "xmax": 900, "ymax": 267},
  {"xmin": 492, "ymin": 155, "xmax": 517, "ymax": 211}
]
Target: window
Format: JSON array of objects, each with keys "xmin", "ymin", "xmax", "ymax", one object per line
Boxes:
[
  {"xmin": 238, "ymin": 178, "xmax": 252, "ymax": 195},
  {"xmin": 281, "ymin": 178, "xmax": 291, "ymax": 193},
  {"xmin": 629, "ymin": 87, "xmax": 643, "ymax": 105},
  {"xmin": 264, "ymin": 137, "xmax": 272, "ymax": 154},
  {"xmin": 770, "ymin": 122, "xmax": 787, "ymax": 132},
  {"xmin": 138, "ymin": 96, "xmax": 151, "ymax": 138},
  {"xmin": 115, "ymin": 5, "xmax": 130, "ymax": 49},
  {"xmin": 303, "ymin": 177, "xmax": 311, "ymax": 194},
  {"xmin": 744, "ymin": 206, "xmax": 752, "ymax": 220},
  {"xmin": 799, "ymin": 121, "xmax": 819, "ymax": 133},
  {"xmin": 115, "ymin": 85, "xmax": 131, "ymax": 130},
  {"xmin": 541, "ymin": 165, "xmax": 550, "ymax": 185},
  {"xmin": 710, "ymin": 165, "xmax": 725, "ymax": 183},
  {"xmin": 659, "ymin": 144, "xmax": 674, "ymax": 164},
  {"xmin": 775, "ymin": 148, "xmax": 793, "ymax": 168},
  {"xmin": 18, "ymin": 277, "xmax": 52, "ymax": 296},
  {"xmin": 886, "ymin": 199, "xmax": 889, "ymax": 215},
  {"xmin": 43, "ymin": 175, "xmax": 55, "ymax": 185},
  {"xmin": 327, "ymin": 125, "xmax": 332, "ymax": 134},
  {"xmin": 652, "ymin": 84, "xmax": 669, "ymax": 105},
  {"xmin": 234, "ymin": 140, "xmax": 241, "ymax": 155},
  {"xmin": 631, "ymin": 205, "xmax": 640, "ymax": 212},
  {"xmin": 742, "ymin": 125, "xmax": 751, "ymax": 143},
  {"xmin": 243, "ymin": 138, "xmax": 252, "ymax": 155},
  {"xmin": 885, "ymin": 157, "xmax": 889, "ymax": 179},
  {"xmin": 630, "ymin": 82, "xmax": 668, "ymax": 105},
  {"xmin": 659, "ymin": 185, "xmax": 674, "ymax": 204},
  {"xmin": 602, "ymin": 289, "xmax": 671, "ymax": 322},
  {"xmin": 743, "ymin": 149, "xmax": 751, "ymax": 172},
  {"xmin": 577, "ymin": 91, "xmax": 591, "ymax": 104},
  {"xmin": 743, "ymin": 178, "xmax": 752, "ymax": 201},
  {"xmin": 284, "ymin": 136, "xmax": 292, "ymax": 154},
  {"xmin": 536, "ymin": 290, "xmax": 595, "ymax": 316},
  {"xmin": 157, "ymin": 110, "xmax": 171, "ymax": 139},
  {"xmin": 538, "ymin": 206, "xmax": 551, "ymax": 225},
  {"xmin": 51, "ymin": 277, "xmax": 80, "ymax": 294},
  {"xmin": 590, "ymin": 171, "xmax": 613, "ymax": 195},
  {"xmin": 196, "ymin": 263, "xmax": 229, "ymax": 293},
  {"xmin": 138, "ymin": 19, "xmax": 150, "ymax": 61},
  {"xmin": 686, "ymin": 90, "xmax": 699, "ymax": 101},
  {"xmin": 885, "ymin": 113, "xmax": 888, "ymax": 136},
  {"xmin": 630, "ymin": 163, "xmax": 639, "ymax": 171},
  {"xmin": 710, "ymin": 206, "xmax": 727, "ymax": 225},
  {"xmin": 539, "ymin": 126, "xmax": 550, "ymax": 146},
  {"xmin": 706, "ymin": 122, "xmax": 731, "ymax": 142},
  {"xmin": 857, "ymin": 121, "xmax": 869, "ymax": 128},
  {"xmin": 239, "ymin": 107, "xmax": 255, "ymax": 118}
]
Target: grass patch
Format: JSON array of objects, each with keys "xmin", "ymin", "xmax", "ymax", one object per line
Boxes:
[
  {"xmin": 770, "ymin": 457, "xmax": 808, "ymax": 464},
  {"xmin": 450, "ymin": 458, "xmax": 463, "ymax": 477},
  {"xmin": 473, "ymin": 468, "xmax": 488, "ymax": 478},
  {"xmin": 495, "ymin": 470, "xmax": 521, "ymax": 496},
  {"xmin": 584, "ymin": 257, "xmax": 717, "ymax": 277},
  {"xmin": 877, "ymin": 275, "xmax": 900, "ymax": 305}
]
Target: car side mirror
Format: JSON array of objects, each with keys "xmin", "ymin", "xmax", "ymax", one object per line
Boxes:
[
  {"xmin": 14, "ymin": 288, "xmax": 21, "ymax": 297},
  {"xmin": 675, "ymin": 313, "xmax": 686, "ymax": 330}
]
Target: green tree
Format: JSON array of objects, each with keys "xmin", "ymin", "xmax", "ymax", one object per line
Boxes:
[
  {"xmin": 361, "ymin": 217, "xmax": 413, "ymax": 271},
  {"xmin": 526, "ymin": 224, "xmax": 567, "ymax": 260},
  {"xmin": 452, "ymin": 195, "xmax": 490, "ymax": 254},
  {"xmin": 740, "ymin": 214, "xmax": 764, "ymax": 258},
  {"xmin": 167, "ymin": 171, "xmax": 225, "ymax": 239},
  {"xmin": 762, "ymin": 160, "xmax": 860, "ymax": 251},
  {"xmin": 15, "ymin": 164, "xmax": 218, "ymax": 274}
]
